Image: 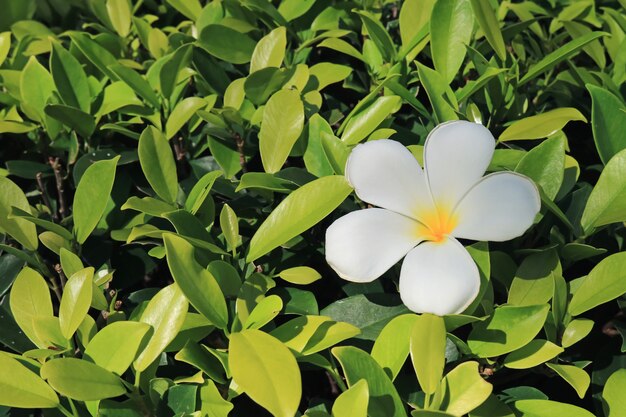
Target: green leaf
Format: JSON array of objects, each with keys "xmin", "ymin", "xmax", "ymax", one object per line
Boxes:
[
  {"xmin": 84, "ymin": 321, "xmax": 151, "ymax": 375},
  {"xmin": 138, "ymin": 126, "xmax": 178, "ymax": 203},
  {"xmin": 438, "ymin": 361, "xmax": 492, "ymax": 416},
  {"xmin": 410, "ymin": 313, "xmax": 446, "ymax": 394},
  {"xmin": 513, "ymin": 400, "xmax": 594, "ymax": 417},
  {"xmin": 430, "ymin": 0, "xmax": 474, "ymax": 84},
  {"xmin": 0, "ymin": 177, "xmax": 38, "ymax": 250},
  {"xmin": 503, "ymin": 340, "xmax": 563, "ymax": 369},
  {"xmin": 41, "ymin": 358, "xmax": 126, "ymax": 401},
  {"xmin": 356, "ymin": 12, "xmax": 396, "ymax": 62},
  {"xmin": 244, "ymin": 295, "xmax": 283, "ymax": 330},
  {"xmin": 20, "ymin": 56, "xmax": 55, "ymax": 124},
  {"xmin": 515, "ymin": 136, "xmax": 564, "ymax": 200},
  {"xmin": 518, "ymin": 32, "xmax": 607, "ymax": 85},
  {"xmin": 0, "ymin": 32, "xmax": 10, "ymax": 66},
  {"xmin": 10, "ymin": 207, "xmax": 72, "ymax": 241},
  {"xmin": 220, "ymin": 204, "xmax": 239, "ymax": 254},
  {"xmin": 278, "ymin": 266, "xmax": 322, "ymax": 285},
  {"xmin": 561, "ymin": 319, "xmax": 593, "ymax": 348},
  {"xmin": 44, "ymin": 104, "xmax": 95, "ymax": 138},
  {"xmin": 332, "ymin": 346, "xmax": 407, "ymax": 417},
  {"xmin": 259, "ymin": 89, "xmax": 304, "ymax": 173},
  {"xmin": 108, "ymin": 63, "xmax": 160, "ymax": 108},
  {"xmin": 69, "ymin": 32, "xmax": 118, "ymax": 79},
  {"xmin": 10, "ymin": 267, "xmax": 53, "ymax": 347},
  {"xmin": 106, "ymin": 0, "xmax": 131, "ymax": 37},
  {"xmin": 50, "ymin": 41, "xmax": 91, "ymax": 112},
  {"xmin": 399, "ymin": 0, "xmax": 434, "ymax": 59},
  {"xmin": 59, "ymin": 267, "xmax": 93, "ymax": 340},
  {"xmin": 332, "ymin": 379, "xmax": 368, "ymax": 417},
  {"xmin": 508, "ymin": 250, "xmax": 559, "ymax": 306},
  {"xmin": 271, "ymin": 315, "xmax": 359, "ymax": 355},
  {"xmin": 160, "ymin": 44, "xmax": 193, "ymax": 100},
  {"xmin": 587, "ymin": 84, "xmax": 626, "ymax": 164},
  {"xmin": 134, "ymin": 284, "xmax": 188, "ymax": 371},
  {"xmin": 308, "ymin": 63, "xmax": 352, "ymax": 91},
  {"xmin": 341, "ymin": 95, "xmax": 402, "ymax": 145},
  {"xmin": 250, "ymin": 26, "xmax": 286, "ymax": 73},
  {"xmin": 417, "ymin": 63, "xmax": 459, "ymax": 123},
  {"xmin": 198, "ymin": 25, "xmax": 256, "ymax": 64},
  {"xmin": 73, "ymin": 156, "xmax": 119, "ymax": 244},
  {"xmin": 546, "ymin": 363, "xmax": 590, "ymax": 399},
  {"xmin": 229, "ymin": 329, "xmax": 301, "ymax": 417},
  {"xmin": 569, "ymin": 252, "xmax": 626, "ymax": 316},
  {"xmin": 96, "ymin": 80, "xmax": 142, "ymax": 116},
  {"xmin": 499, "ymin": 108, "xmax": 587, "ymax": 142},
  {"xmin": 165, "ymin": 97, "xmax": 206, "ymax": 140},
  {"xmin": 602, "ymin": 369, "xmax": 626, "ymax": 417},
  {"xmin": 163, "ymin": 234, "xmax": 228, "ymax": 328},
  {"xmin": 200, "ymin": 379, "xmax": 234, "ymax": 417},
  {"xmin": 0, "ymin": 352, "xmax": 58, "ymax": 408},
  {"xmin": 581, "ymin": 149, "xmax": 626, "ymax": 231},
  {"xmin": 371, "ymin": 314, "xmax": 417, "ymax": 380},
  {"xmin": 247, "ymin": 175, "xmax": 352, "ymax": 261},
  {"xmin": 184, "ymin": 170, "xmax": 222, "ymax": 215},
  {"xmin": 175, "ymin": 342, "xmax": 226, "ymax": 384},
  {"xmin": 470, "ymin": 0, "xmax": 505, "ymax": 60},
  {"xmin": 467, "ymin": 304, "xmax": 550, "ymax": 357},
  {"xmin": 166, "ymin": 0, "xmax": 202, "ymax": 20}
]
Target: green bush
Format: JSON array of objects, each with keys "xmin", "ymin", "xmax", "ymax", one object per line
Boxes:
[{"xmin": 1, "ymin": 0, "xmax": 626, "ymax": 416}]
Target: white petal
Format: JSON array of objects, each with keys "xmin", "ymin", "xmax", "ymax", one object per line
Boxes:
[
  {"xmin": 326, "ymin": 208, "xmax": 423, "ymax": 283},
  {"xmin": 345, "ymin": 139, "xmax": 436, "ymax": 220},
  {"xmin": 452, "ymin": 172, "xmax": 540, "ymax": 242},
  {"xmin": 399, "ymin": 238, "xmax": 480, "ymax": 316},
  {"xmin": 424, "ymin": 121, "xmax": 495, "ymax": 209}
]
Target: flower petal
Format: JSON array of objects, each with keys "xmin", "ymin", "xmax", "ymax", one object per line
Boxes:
[
  {"xmin": 326, "ymin": 208, "xmax": 423, "ymax": 283},
  {"xmin": 424, "ymin": 121, "xmax": 495, "ymax": 209},
  {"xmin": 345, "ymin": 139, "xmax": 436, "ymax": 220},
  {"xmin": 452, "ymin": 172, "xmax": 540, "ymax": 242},
  {"xmin": 399, "ymin": 238, "xmax": 480, "ymax": 315}
]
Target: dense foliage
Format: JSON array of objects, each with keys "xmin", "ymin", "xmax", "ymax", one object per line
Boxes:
[{"xmin": 1, "ymin": 0, "xmax": 626, "ymax": 416}]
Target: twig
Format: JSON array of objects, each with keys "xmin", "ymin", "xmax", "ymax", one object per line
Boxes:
[
  {"xmin": 36, "ymin": 172, "xmax": 58, "ymax": 222},
  {"xmin": 54, "ymin": 263, "xmax": 67, "ymax": 289},
  {"xmin": 234, "ymin": 133, "xmax": 247, "ymax": 173},
  {"xmin": 49, "ymin": 157, "xmax": 68, "ymax": 219}
]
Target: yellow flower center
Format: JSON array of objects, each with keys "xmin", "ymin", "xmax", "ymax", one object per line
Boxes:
[{"xmin": 416, "ymin": 206, "xmax": 458, "ymax": 243}]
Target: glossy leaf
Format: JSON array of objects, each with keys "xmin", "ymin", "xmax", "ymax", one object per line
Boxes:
[
  {"xmin": 332, "ymin": 379, "xmax": 368, "ymax": 417},
  {"xmin": 59, "ymin": 267, "xmax": 94, "ymax": 340},
  {"xmin": 199, "ymin": 25, "xmax": 256, "ymax": 64},
  {"xmin": 499, "ymin": 108, "xmax": 587, "ymax": 142},
  {"xmin": 470, "ymin": 0, "xmax": 505, "ymax": 60},
  {"xmin": 503, "ymin": 340, "xmax": 563, "ymax": 369},
  {"xmin": 10, "ymin": 267, "xmax": 53, "ymax": 347},
  {"xmin": 410, "ymin": 314, "xmax": 446, "ymax": 394},
  {"xmin": 438, "ymin": 361, "xmax": 492, "ymax": 416},
  {"xmin": 0, "ymin": 177, "xmax": 38, "ymax": 250},
  {"xmin": 546, "ymin": 363, "xmax": 590, "ymax": 399},
  {"xmin": 250, "ymin": 26, "xmax": 286, "ymax": 73},
  {"xmin": 138, "ymin": 126, "xmax": 178, "ymax": 203},
  {"xmin": 0, "ymin": 352, "xmax": 59, "ymax": 408},
  {"xmin": 587, "ymin": 84, "xmax": 626, "ymax": 165},
  {"xmin": 341, "ymin": 95, "xmax": 402, "ymax": 145},
  {"xmin": 50, "ymin": 41, "xmax": 91, "ymax": 112},
  {"xmin": 277, "ymin": 266, "xmax": 321, "ymax": 285}
]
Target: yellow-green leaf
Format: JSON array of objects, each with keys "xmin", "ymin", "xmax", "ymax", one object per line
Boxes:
[
  {"xmin": 59, "ymin": 267, "xmax": 94, "ymax": 340},
  {"xmin": 410, "ymin": 313, "xmax": 446, "ymax": 394}
]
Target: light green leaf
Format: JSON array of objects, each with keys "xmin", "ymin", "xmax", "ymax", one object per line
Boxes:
[
  {"xmin": 581, "ymin": 149, "xmax": 626, "ymax": 231},
  {"xmin": 332, "ymin": 379, "xmax": 368, "ymax": 417},
  {"xmin": 399, "ymin": 0, "xmax": 434, "ymax": 59},
  {"xmin": 503, "ymin": 340, "xmax": 563, "ymax": 369},
  {"xmin": 20, "ymin": 56, "xmax": 55, "ymax": 123},
  {"xmin": 0, "ymin": 351, "xmax": 59, "ymax": 408},
  {"xmin": 569, "ymin": 252, "xmax": 626, "ymax": 316},
  {"xmin": 410, "ymin": 313, "xmax": 446, "ymax": 395},
  {"xmin": 341, "ymin": 95, "xmax": 402, "ymax": 145},
  {"xmin": 41, "ymin": 358, "xmax": 126, "ymax": 401},
  {"xmin": 134, "ymin": 284, "xmax": 188, "ymax": 371},
  {"xmin": 546, "ymin": 364, "xmax": 590, "ymax": 399},
  {"xmin": 139, "ymin": 126, "xmax": 178, "ymax": 203},
  {"xmin": 0, "ymin": 177, "xmax": 38, "ymax": 250},
  {"xmin": 10, "ymin": 267, "xmax": 53, "ymax": 347},
  {"xmin": 508, "ymin": 250, "xmax": 559, "ymax": 306},
  {"xmin": 561, "ymin": 319, "xmax": 593, "ymax": 348},
  {"xmin": 499, "ymin": 108, "xmax": 587, "ymax": 142},
  {"xmin": 515, "ymin": 136, "xmax": 565, "ymax": 200},
  {"xmin": 163, "ymin": 234, "xmax": 227, "ymax": 328},
  {"xmin": 417, "ymin": 63, "xmax": 458, "ymax": 123},
  {"xmin": 332, "ymin": 346, "xmax": 407, "ymax": 417},
  {"xmin": 0, "ymin": 32, "xmax": 10, "ymax": 66},
  {"xmin": 467, "ymin": 304, "xmax": 550, "ymax": 357},
  {"xmin": 513, "ymin": 399, "xmax": 594, "ymax": 417},
  {"xmin": 198, "ymin": 25, "xmax": 256, "ymax": 64},
  {"xmin": 259, "ymin": 89, "xmax": 304, "ymax": 173},
  {"xmin": 59, "ymin": 267, "xmax": 94, "ymax": 340},
  {"xmin": 308, "ymin": 63, "xmax": 352, "ymax": 91},
  {"xmin": 438, "ymin": 361, "xmax": 493, "ymax": 416},
  {"xmin": 430, "ymin": 0, "xmax": 473, "ymax": 84},
  {"xmin": 519, "ymin": 32, "xmax": 607, "ymax": 85},
  {"xmin": 371, "ymin": 314, "xmax": 417, "ymax": 380},
  {"xmin": 356, "ymin": 12, "xmax": 396, "ymax": 62},
  {"xmin": 247, "ymin": 175, "xmax": 352, "ymax": 261},
  {"xmin": 59, "ymin": 248, "xmax": 84, "ymax": 277},
  {"xmin": 244, "ymin": 295, "xmax": 283, "ymax": 330},
  {"xmin": 602, "ymin": 369, "xmax": 626, "ymax": 417},
  {"xmin": 166, "ymin": 0, "xmax": 202, "ymax": 20},
  {"xmin": 106, "ymin": 0, "xmax": 131, "ymax": 37},
  {"xmin": 587, "ymin": 84, "xmax": 626, "ymax": 164},
  {"xmin": 165, "ymin": 97, "xmax": 206, "ymax": 140},
  {"xmin": 73, "ymin": 156, "xmax": 119, "ymax": 244},
  {"xmin": 220, "ymin": 203, "xmax": 239, "ymax": 254},
  {"xmin": 44, "ymin": 104, "xmax": 95, "ymax": 138},
  {"xmin": 69, "ymin": 32, "xmax": 118, "ymax": 79},
  {"xmin": 250, "ymin": 26, "xmax": 286, "ymax": 73},
  {"xmin": 184, "ymin": 171, "xmax": 222, "ymax": 215},
  {"xmin": 84, "ymin": 321, "xmax": 151, "ymax": 375},
  {"xmin": 271, "ymin": 315, "xmax": 360, "ymax": 355},
  {"xmin": 278, "ymin": 266, "xmax": 322, "ymax": 285},
  {"xmin": 229, "ymin": 329, "xmax": 301, "ymax": 417},
  {"xmin": 470, "ymin": 0, "xmax": 505, "ymax": 60},
  {"xmin": 50, "ymin": 41, "xmax": 91, "ymax": 112}
]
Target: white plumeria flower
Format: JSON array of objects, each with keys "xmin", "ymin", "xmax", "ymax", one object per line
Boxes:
[{"xmin": 325, "ymin": 121, "xmax": 541, "ymax": 316}]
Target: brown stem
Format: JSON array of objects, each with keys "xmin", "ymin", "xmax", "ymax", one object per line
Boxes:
[
  {"xmin": 54, "ymin": 264, "xmax": 66, "ymax": 289},
  {"xmin": 36, "ymin": 172, "xmax": 58, "ymax": 222},
  {"xmin": 49, "ymin": 157, "xmax": 68, "ymax": 219},
  {"xmin": 234, "ymin": 133, "xmax": 247, "ymax": 173}
]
